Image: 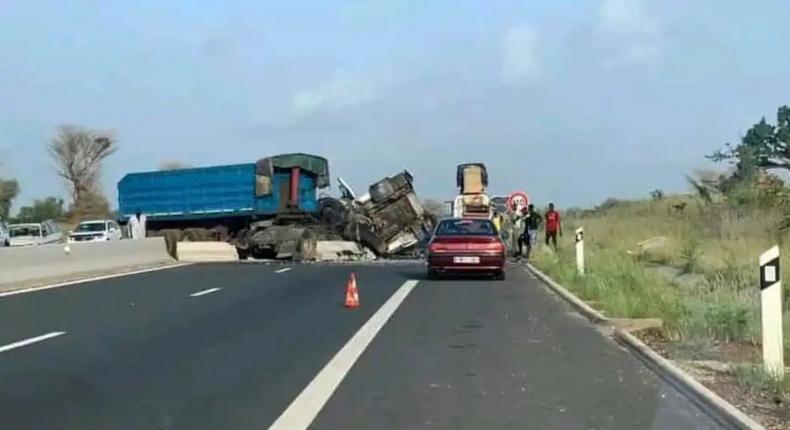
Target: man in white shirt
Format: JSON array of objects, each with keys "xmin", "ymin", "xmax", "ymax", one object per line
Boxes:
[{"xmin": 128, "ymin": 209, "xmax": 147, "ymax": 239}]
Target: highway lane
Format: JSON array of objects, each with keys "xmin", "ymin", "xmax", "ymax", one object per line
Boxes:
[
  {"xmin": 312, "ymin": 266, "xmax": 720, "ymax": 429},
  {"xmin": 0, "ymin": 263, "xmax": 409, "ymax": 430},
  {"xmin": 0, "ymin": 262, "xmax": 722, "ymax": 429}
]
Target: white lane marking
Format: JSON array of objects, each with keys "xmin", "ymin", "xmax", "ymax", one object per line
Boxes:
[
  {"xmin": 268, "ymin": 279, "xmax": 419, "ymax": 430},
  {"xmin": 0, "ymin": 331, "xmax": 67, "ymax": 353},
  {"xmin": 0, "ymin": 263, "xmax": 192, "ymax": 299},
  {"xmin": 274, "ymin": 267, "xmax": 292, "ymax": 274},
  {"xmin": 189, "ymin": 287, "xmax": 221, "ymax": 298}
]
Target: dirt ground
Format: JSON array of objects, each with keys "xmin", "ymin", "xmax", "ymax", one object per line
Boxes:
[{"xmin": 637, "ymin": 328, "xmax": 789, "ymax": 430}]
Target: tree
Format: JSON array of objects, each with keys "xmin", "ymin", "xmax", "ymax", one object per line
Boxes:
[
  {"xmin": 158, "ymin": 160, "xmax": 191, "ymax": 171},
  {"xmin": 14, "ymin": 197, "xmax": 65, "ymax": 223},
  {"xmin": 48, "ymin": 125, "xmax": 117, "ymax": 204},
  {"xmin": 67, "ymin": 192, "xmax": 110, "ymax": 220},
  {"xmin": 649, "ymin": 189, "xmax": 664, "ymax": 201},
  {"xmin": 0, "ymin": 178, "xmax": 19, "ymax": 220},
  {"xmin": 708, "ymin": 105, "xmax": 790, "ymax": 175}
]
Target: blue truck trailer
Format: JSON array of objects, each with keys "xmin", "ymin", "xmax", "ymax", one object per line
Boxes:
[{"xmin": 118, "ymin": 153, "xmax": 331, "ymax": 259}]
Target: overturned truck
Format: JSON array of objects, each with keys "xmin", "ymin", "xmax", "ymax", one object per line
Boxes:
[
  {"xmin": 320, "ymin": 171, "xmax": 435, "ymax": 257},
  {"xmin": 117, "ymin": 153, "xmax": 434, "ymax": 261}
]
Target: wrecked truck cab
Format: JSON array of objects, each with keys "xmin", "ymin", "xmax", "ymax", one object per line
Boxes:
[{"xmin": 322, "ymin": 170, "xmax": 434, "ymax": 257}]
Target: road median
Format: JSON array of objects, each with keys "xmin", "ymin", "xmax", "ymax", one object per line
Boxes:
[{"xmin": 0, "ymin": 238, "xmax": 179, "ymax": 293}]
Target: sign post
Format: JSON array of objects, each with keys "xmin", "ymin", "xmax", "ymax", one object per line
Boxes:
[
  {"xmin": 759, "ymin": 246, "xmax": 784, "ymax": 380},
  {"xmin": 506, "ymin": 191, "xmax": 529, "ymax": 214},
  {"xmin": 575, "ymin": 227, "xmax": 585, "ymax": 275}
]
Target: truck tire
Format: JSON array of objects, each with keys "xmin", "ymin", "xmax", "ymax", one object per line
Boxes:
[{"xmin": 183, "ymin": 228, "xmax": 209, "ymax": 242}]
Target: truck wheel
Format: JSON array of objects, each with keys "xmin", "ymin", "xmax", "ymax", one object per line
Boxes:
[
  {"xmin": 183, "ymin": 229, "xmax": 200, "ymax": 242},
  {"xmin": 237, "ymin": 248, "xmax": 250, "ymax": 260}
]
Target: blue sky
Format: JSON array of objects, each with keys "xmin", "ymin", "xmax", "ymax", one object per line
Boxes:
[{"xmin": 1, "ymin": 0, "xmax": 789, "ymax": 210}]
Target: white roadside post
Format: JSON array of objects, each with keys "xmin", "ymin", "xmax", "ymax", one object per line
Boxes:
[
  {"xmin": 759, "ymin": 245, "xmax": 784, "ymax": 380},
  {"xmin": 575, "ymin": 227, "xmax": 585, "ymax": 275}
]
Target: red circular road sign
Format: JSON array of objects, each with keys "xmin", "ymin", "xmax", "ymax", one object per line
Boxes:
[{"xmin": 507, "ymin": 191, "xmax": 529, "ymax": 212}]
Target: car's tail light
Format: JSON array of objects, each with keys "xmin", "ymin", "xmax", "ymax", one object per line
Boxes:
[
  {"xmin": 467, "ymin": 242, "xmax": 505, "ymax": 252},
  {"xmin": 428, "ymin": 242, "xmax": 449, "ymax": 253}
]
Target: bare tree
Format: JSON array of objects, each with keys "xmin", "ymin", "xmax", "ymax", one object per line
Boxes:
[
  {"xmin": 0, "ymin": 179, "xmax": 19, "ymax": 219},
  {"xmin": 0, "ymin": 162, "xmax": 20, "ymax": 219},
  {"xmin": 48, "ymin": 125, "xmax": 117, "ymax": 203},
  {"xmin": 158, "ymin": 160, "xmax": 192, "ymax": 171}
]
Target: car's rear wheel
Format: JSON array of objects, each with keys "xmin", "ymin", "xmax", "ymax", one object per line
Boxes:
[
  {"xmin": 427, "ymin": 269, "xmax": 439, "ymax": 280},
  {"xmin": 493, "ymin": 270, "xmax": 506, "ymax": 281}
]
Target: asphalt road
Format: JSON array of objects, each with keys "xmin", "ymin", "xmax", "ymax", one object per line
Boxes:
[{"xmin": 0, "ymin": 263, "xmax": 722, "ymax": 429}]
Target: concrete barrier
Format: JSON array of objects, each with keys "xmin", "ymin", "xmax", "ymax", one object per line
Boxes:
[
  {"xmin": 0, "ymin": 238, "xmax": 175, "ymax": 290},
  {"xmin": 176, "ymin": 242, "xmax": 238, "ymax": 263}
]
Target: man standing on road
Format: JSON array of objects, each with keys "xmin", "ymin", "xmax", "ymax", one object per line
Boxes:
[
  {"xmin": 524, "ymin": 204, "xmax": 542, "ymax": 260},
  {"xmin": 128, "ymin": 209, "xmax": 147, "ymax": 240},
  {"xmin": 545, "ymin": 202, "xmax": 562, "ymax": 250}
]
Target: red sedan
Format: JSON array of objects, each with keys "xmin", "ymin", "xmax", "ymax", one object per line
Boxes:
[{"xmin": 426, "ymin": 218, "xmax": 506, "ymax": 280}]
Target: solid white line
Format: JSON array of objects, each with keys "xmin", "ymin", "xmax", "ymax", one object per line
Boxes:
[
  {"xmin": 0, "ymin": 263, "xmax": 191, "ymax": 299},
  {"xmin": 189, "ymin": 287, "xmax": 221, "ymax": 297},
  {"xmin": 274, "ymin": 267, "xmax": 292, "ymax": 274},
  {"xmin": 268, "ymin": 279, "xmax": 419, "ymax": 430},
  {"xmin": 0, "ymin": 331, "xmax": 67, "ymax": 353}
]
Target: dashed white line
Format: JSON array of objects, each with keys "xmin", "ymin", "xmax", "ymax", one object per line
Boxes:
[
  {"xmin": 267, "ymin": 279, "xmax": 419, "ymax": 430},
  {"xmin": 0, "ymin": 331, "xmax": 67, "ymax": 353},
  {"xmin": 275, "ymin": 267, "xmax": 292, "ymax": 274},
  {"xmin": 189, "ymin": 287, "xmax": 221, "ymax": 297}
]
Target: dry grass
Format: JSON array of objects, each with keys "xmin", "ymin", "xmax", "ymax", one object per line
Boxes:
[{"xmin": 532, "ymin": 195, "xmax": 790, "ymax": 352}]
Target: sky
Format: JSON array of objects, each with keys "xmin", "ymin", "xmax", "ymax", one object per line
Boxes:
[{"xmin": 1, "ymin": 0, "xmax": 790, "ymax": 210}]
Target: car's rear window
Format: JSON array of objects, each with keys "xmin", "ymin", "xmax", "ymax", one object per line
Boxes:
[
  {"xmin": 10, "ymin": 226, "xmax": 41, "ymax": 237},
  {"xmin": 75, "ymin": 222, "xmax": 106, "ymax": 232},
  {"xmin": 435, "ymin": 219, "xmax": 497, "ymax": 236}
]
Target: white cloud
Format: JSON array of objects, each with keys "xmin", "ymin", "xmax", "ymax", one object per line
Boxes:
[
  {"xmin": 597, "ymin": 0, "xmax": 662, "ymax": 67},
  {"xmin": 291, "ymin": 71, "xmax": 384, "ymax": 116},
  {"xmin": 501, "ymin": 23, "xmax": 543, "ymax": 85}
]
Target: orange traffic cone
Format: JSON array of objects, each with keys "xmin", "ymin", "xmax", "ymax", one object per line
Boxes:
[{"xmin": 344, "ymin": 273, "xmax": 360, "ymax": 308}]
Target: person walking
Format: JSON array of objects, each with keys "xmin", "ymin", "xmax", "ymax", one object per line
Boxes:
[
  {"xmin": 128, "ymin": 209, "xmax": 148, "ymax": 240},
  {"xmin": 544, "ymin": 202, "xmax": 562, "ymax": 250},
  {"xmin": 515, "ymin": 206, "xmax": 528, "ymax": 258},
  {"xmin": 524, "ymin": 204, "xmax": 542, "ymax": 260}
]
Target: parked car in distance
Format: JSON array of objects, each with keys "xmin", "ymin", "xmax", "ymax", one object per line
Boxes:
[
  {"xmin": 426, "ymin": 217, "xmax": 506, "ymax": 280},
  {"xmin": 8, "ymin": 220, "xmax": 64, "ymax": 246},
  {"xmin": 68, "ymin": 219, "xmax": 123, "ymax": 243},
  {"xmin": 0, "ymin": 220, "xmax": 9, "ymax": 247}
]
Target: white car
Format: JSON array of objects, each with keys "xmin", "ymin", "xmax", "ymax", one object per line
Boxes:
[
  {"xmin": 0, "ymin": 220, "xmax": 9, "ymax": 247},
  {"xmin": 68, "ymin": 219, "xmax": 123, "ymax": 243},
  {"xmin": 8, "ymin": 220, "xmax": 64, "ymax": 246}
]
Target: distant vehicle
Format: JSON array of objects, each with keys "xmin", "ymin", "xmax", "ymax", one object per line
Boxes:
[
  {"xmin": 8, "ymin": 220, "xmax": 64, "ymax": 246},
  {"xmin": 490, "ymin": 195, "xmax": 509, "ymax": 215},
  {"xmin": 0, "ymin": 220, "xmax": 9, "ymax": 247},
  {"xmin": 426, "ymin": 218, "xmax": 506, "ymax": 280},
  {"xmin": 68, "ymin": 219, "xmax": 123, "ymax": 243}
]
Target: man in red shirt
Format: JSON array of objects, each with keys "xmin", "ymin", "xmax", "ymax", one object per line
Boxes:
[{"xmin": 545, "ymin": 202, "xmax": 562, "ymax": 250}]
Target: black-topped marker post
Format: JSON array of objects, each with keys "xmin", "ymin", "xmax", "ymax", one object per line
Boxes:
[
  {"xmin": 759, "ymin": 245, "xmax": 784, "ymax": 380},
  {"xmin": 575, "ymin": 227, "xmax": 584, "ymax": 275}
]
